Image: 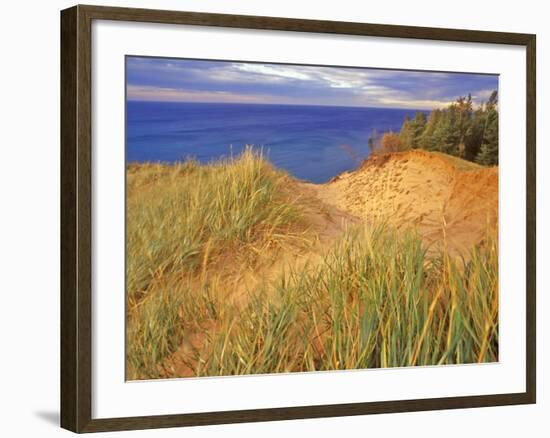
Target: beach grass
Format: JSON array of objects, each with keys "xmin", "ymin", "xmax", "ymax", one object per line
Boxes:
[
  {"xmin": 193, "ymin": 224, "xmax": 498, "ymax": 376},
  {"xmin": 126, "ymin": 149, "xmax": 498, "ymax": 380},
  {"xmin": 126, "ymin": 147, "xmax": 303, "ymax": 308},
  {"xmin": 126, "ymin": 147, "xmax": 306, "ymax": 378}
]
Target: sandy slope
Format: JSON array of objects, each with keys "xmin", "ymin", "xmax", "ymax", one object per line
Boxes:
[
  {"xmin": 160, "ymin": 182, "xmax": 359, "ymax": 378},
  {"xmin": 159, "ymin": 150, "xmax": 497, "ymax": 377},
  {"xmin": 313, "ymin": 150, "xmax": 498, "ymax": 256}
]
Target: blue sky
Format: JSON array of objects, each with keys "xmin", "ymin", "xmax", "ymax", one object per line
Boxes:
[{"xmin": 126, "ymin": 56, "xmax": 498, "ymax": 110}]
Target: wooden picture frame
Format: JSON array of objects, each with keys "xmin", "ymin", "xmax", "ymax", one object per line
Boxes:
[{"xmin": 61, "ymin": 4, "xmax": 536, "ymax": 433}]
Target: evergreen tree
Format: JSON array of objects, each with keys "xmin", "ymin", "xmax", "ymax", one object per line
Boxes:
[
  {"xmin": 486, "ymin": 90, "xmax": 498, "ymax": 108},
  {"xmin": 464, "ymin": 108, "xmax": 486, "ymax": 161},
  {"xmin": 419, "ymin": 109, "xmax": 440, "ymax": 150},
  {"xmin": 434, "ymin": 109, "xmax": 460, "ymax": 154},
  {"xmin": 475, "ymin": 107, "xmax": 498, "ymax": 165},
  {"xmin": 399, "ymin": 111, "xmax": 427, "ymax": 149},
  {"xmin": 391, "ymin": 90, "xmax": 498, "ymax": 165},
  {"xmin": 475, "ymin": 91, "xmax": 499, "ymax": 166},
  {"xmin": 411, "ymin": 111, "xmax": 428, "ymax": 148}
]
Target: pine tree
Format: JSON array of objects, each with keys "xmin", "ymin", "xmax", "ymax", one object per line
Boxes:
[
  {"xmin": 390, "ymin": 90, "xmax": 498, "ymax": 164},
  {"xmin": 475, "ymin": 91, "xmax": 499, "ymax": 166},
  {"xmin": 411, "ymin": 111, "xmax": 428, "ymax": 148},
  {"xmin": 464, "ymin": 108, "xmax": 486, "ymax": 161},
  {"xmin": 399, "ymin": 112, "xmax": 427, "ymax": 149},
  {"xmin": 475, "ymin": 108, "xmax": 498, "ymax": 165}
]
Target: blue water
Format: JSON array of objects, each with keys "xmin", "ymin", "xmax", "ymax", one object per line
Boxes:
[{"xmin": 126, "ymin": 102, "xmax": 418, "ymax": 183}]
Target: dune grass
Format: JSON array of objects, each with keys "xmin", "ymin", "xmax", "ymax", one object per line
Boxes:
[
  {"xmin": 126, "ymin": 149, "xmax": 498, "ymax": 380},
  {"xmin": 126, "ymin": 148, "xmax": 306, "ymax": 379},
  {"xmin": 126, "ymin": 148, "xmax": 303, "ymax": 307},
  {"xmin": 193, "ymin": 225, "xmax": 498, "ymax": 376}
]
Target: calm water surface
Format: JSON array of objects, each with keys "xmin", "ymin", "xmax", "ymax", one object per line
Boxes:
[{"xmin": 127, "ymin": 101, "xmax": 420, "ymax": 183}]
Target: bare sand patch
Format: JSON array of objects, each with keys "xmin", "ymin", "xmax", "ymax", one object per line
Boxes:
[{"xmin": 315, "ymin": 150, "xmax": 498, "ymax": 256}]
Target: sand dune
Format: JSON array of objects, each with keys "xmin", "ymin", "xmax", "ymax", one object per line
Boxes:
[
  {"xmin": 309, "ymin": 150, "xmax": 498, "ymax": 255},
  {"xmin": 135, "ymin": 150, "xmax": 498, "ymax": 378}
]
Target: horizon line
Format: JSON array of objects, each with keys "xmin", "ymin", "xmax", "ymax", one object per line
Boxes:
[{"xmin": 125, "ymin": 99, "xmax": 434, "ymax": 112}]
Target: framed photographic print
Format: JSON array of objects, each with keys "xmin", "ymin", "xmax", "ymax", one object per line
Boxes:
[{"xmin": 60, "ymin": 4, "xmax": 536, "ymax": 433}]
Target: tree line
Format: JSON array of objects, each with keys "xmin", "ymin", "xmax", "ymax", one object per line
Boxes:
[{"xmin": 368, "ymin": 90, "xmax": 499, "ymax": 166}]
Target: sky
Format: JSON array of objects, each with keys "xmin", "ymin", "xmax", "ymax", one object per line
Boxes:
[{"xmin": 126, "ymin": 56, "xmax": 499, "ymax": 110}]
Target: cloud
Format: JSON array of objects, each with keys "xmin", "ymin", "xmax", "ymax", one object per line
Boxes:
[
  {"xmin": 126, "ymin": 57, "xmax": 499, "ymax": 109},
  {"xmin": 471, "ymin": 89, "xmax": 496, "ymax": 102},
  {"xmin": 233, "ymin": 63, "xmax": 312, "ymax": 81},
  {"xmin": 376, "ymin": 97, "xmax": 452, "ymax": 110},
  {"xmin": 127, "ymin": 85, "xmax": 272, "ymax": 103},
  {"xmin": 127, "ymin": 84, "xmax": 316, "ymax": 105}
]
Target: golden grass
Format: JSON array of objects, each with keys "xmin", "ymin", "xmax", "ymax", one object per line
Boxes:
[
  {"xmin": 193, "ymin": 225, "xmax": 498, "ymax": 375},
  {"xmin": 126, "ymin": 149, "xmax": 498, "ymax": 380},
  {"xmin": 126, "ymin": 148, "xmax": 306, "ymax": 378}
]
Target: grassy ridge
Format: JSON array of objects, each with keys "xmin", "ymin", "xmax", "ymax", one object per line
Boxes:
[
  {"xmin": 126, "ymin": 148, "xmax": 305, "ymax": 378},
  {"xmin": 194, "ymin": 225, "xmax": 498, "ymax": 376},
  {"xmin": 127, "ymin": 148, "xmax": 302, "ymax": 307},
  {"xmin": 126, "ymin": 149, "xmax": 498, "ymax": 380}
]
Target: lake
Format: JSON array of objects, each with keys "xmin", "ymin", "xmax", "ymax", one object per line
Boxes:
[{"xmin": 126, "ymin": 101, "xmax": 419, "ymax": 183}]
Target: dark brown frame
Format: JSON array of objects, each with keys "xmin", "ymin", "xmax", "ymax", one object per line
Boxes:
[{"xmin": 61, "ymin": 4, "xmax": 536, "ymax": 433}]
